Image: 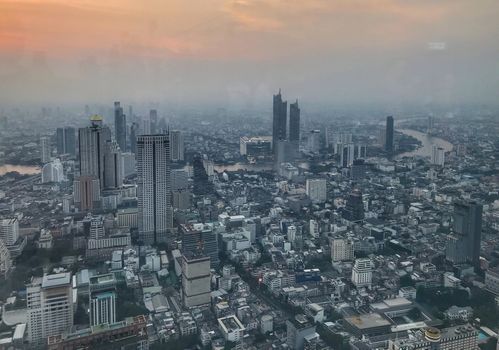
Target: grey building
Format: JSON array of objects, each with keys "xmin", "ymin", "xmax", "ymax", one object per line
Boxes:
[
  {"xmin": 114, "ymin": 101, "xmax": 126, "ymax": 152},
  {"xmin": 56, "ymin": 127, "xmax": 76, "ymax": 156},
  {"xmin": 180, "ymin": 223, "xmax": 219, "ymax": 268},
  {"xmin": 385, "ymin": 115, "xmax": 394, "ymax": 153},
  {"xmin": 286, "ymin": 314, "xmax": 316, "ymax": 350},
  {"xmin": 272, "ymin": 89, "xmax": 287, "ymax": 153}
]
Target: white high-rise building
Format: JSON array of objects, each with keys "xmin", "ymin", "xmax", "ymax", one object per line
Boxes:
[
  {"xmin": 0, "ymin": 218, "xmax": 19, "ymax": 246},
  {"xmin": 331, "ymin": 238, "xmax": 354, "ymax": 262},
  {"xmin": 27, "ymin": 273, "xmax": 73, "ymax": 345},
  {"xmin": 351, "ymin": 258, "xmax": 373, "ymax": 288},
  {"xmin": 40, "ymin": 136, "xmax": 51, "ymax": 163},
  {"xmin": 42, "ymin": 159, "xmax": 64, "ymax": 183},
  {"xmin": 89, "ymin": 216, "xmax": 105, "ymax": 240},
  {"xmin": 309, "ymin": 219, "xmax": 319, "ymax": 238},
  {"xmin": 89, "ymin": 274, "xmax": 116, "ymax": 327},
  {"xmin": 431, "ymin": 145, "xmax": 445, "ymax": 166},
  {"xmin": 306, "ymin": 179, "xmax": 327, "ymax": 203},
  {"xmin": 137, "ymin": 135, "xmax": 173, "ymax": 245},
  {"xmin": 169, "ymin": 130, "xmax": 185, "ymax": 162},
  {"xmin": 0, "ymin": 239, "xmax": 12, "ymax": 277}
]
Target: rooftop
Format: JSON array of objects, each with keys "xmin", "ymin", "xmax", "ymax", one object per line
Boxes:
[
  {"xmin": 42, "ymin": 272, "xmax": 71, "ymax": 289},
  {"xmin": 344, "ymin": 313, "xmax": 391, "ymax": 330}
]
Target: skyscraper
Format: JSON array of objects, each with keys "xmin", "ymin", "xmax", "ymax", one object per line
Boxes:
[
  {"xmin": 129, "ymin": 122, "xmax": 139, "ymax": 154},
  {"xmin": 272, "ymin": 89, "xmax": 287, "ymax": 153},
  {"xmin": 169, "ymin": 130, "xmax": 185, "ymax": 162},
  {"xmin": 181, "ymin": 255, "xmax": 211, "ymax": 308},
  {"xmin": 180, "ymin": 223, "xmax": 219, "ymax": 268},
  {"xmin": 114, "ymin": 102, "xmax": 127, "ymax": 152},
  {"xmin": 89, "ymin": 274, "xmax": 117, "ymax": 327},
  {"xmin": 40, "ymin": 136, "xmax": 51, "ymax": 163},
  {"xmin": 343, "ymin": 189, "xmax": 364, "ymax": 222},
  {"xmin": 289, "ymin": 100, "xmax": 300, "ymax": 155},
  {"xmin": 446, "ymin": 201, "xmax": 483, "ymax": 271},
  {"xmin": 149, "ymin": 109, "xmax": 158, "ymax": 134},
  {"xmin": 56, "ymin": 127, "xmax": 76, "ymax": 156},
  {"xmin": 103, "ymin": 140, "xmax": 123, "ymax": 189},
  {"xmin": 351, "ymin": 258, "xmax": 373, "ymax": 288},
  {"xmin": 137, "ymin": 135, "xmax": 173, "ymax": 245},
  {"xmin": 78, "ymin": 115, "xmax": 112, "ymax": 187},
  {"xmin": 27, "ymin": 273, "xmax": 74, "ymax": 345},
  {"xmin": 385, "ymin": 116, "xmax": 394, "ymax": 154}
]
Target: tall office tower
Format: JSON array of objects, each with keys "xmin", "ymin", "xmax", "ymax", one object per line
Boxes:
[
  {"xmin": 172, "ymin": 169, "xmax": 190, "ymax": 210},
  {"xmin": 0, "ymin": 218, "xmax": 19, "ymax": 246},
  {"xmin": 0, "ymin": 239, "xmax": 12, "ymax": 278},
  {"xmin": 27, "ymin": 273, "xmax": 74, "ymax": 344},
  {"xmin": 385, "ymin": 116, "xmax": 394, "ymax": 154},
  {"xmin": 89, "ymin": 274, "xmax": 117, "ymax": 326},
  {"xmin": 129, "ymin": 122, "xmax": 139, "ymax": 154},
  {"xmin": 137, "ymin": 135, "xmax": 173, "ymax": 245},
  {"xmin": 356, "ymin": 144, "xmax": 367, "ymax": 159},
  {"xmin": 272, "ymin": 89, "xmax": 287, "ymax": 153},
  {"xmin": 180, "ymin": 223, "xmax": 219, "ymax": 268},
  {"xmin": 73, "ymin": 176, "xmax": 101, "ymax": 211},
  {"xmin": 307, "ymin": 130, "xmax": 321, "ymax": 153},
  {"xmin": 306, "ymin": 179, "xmax": 327, "ymax": 203},
  {"xmin": 431, "ymin": 145, "xmax": 445, "ymax": 167},
  {"xmin": 103, "ymin": 140, "xmax": 123, "ymax": 189},
  {"xmin": 446, "ymin": 201, "xmax": 483, "ymax": 271},
  {"xmin": 40, "ymin": 136, "xmax": 51, "ymax": 163},
  {"xmin": 331, "ymin": 238, "xmax": 354, "ymax": 262},
  {"xmin": 181, "ymin": 255, "xmax": 211, "ymax": 308},
  {"xmin": 56, "ymin": 127, "xmax": 76, "ymax": 156},
  {"xmin": 339, "ymin": 143, "xmax": 355, "ymax": 167},
  {"xmin": 78, "ymin": 115, "xmax": 112, "ymax": 187},
  {"xmin": 351, "ymin": 258, "xmax": 373, "ymax": 288},
  {"xmin": 114, "ymin": 101, "xmax": 127, "ymax": 152},
  {"xmin": 149, "ymin": 109, "xmax": 158, "ymax": 134},
  {"xmin": 427, "ymin": 115, "xmax": 434, "ymax": 134},
  {"xmin": 289, "ymin": 100, "xmax": 300, "ymax": 152},
  {"xmin": 343, "ymin": 189, "xmax": 364, "ymax": 221},
  {"xmin": 169, "ymin": 130, "xmax": 185, "ymax": 162}
]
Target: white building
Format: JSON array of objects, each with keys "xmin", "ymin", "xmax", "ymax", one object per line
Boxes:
[
  {"xmin": 218, "ymin": 315, "xmax": 245, "ymax": 342},
  {"xmin": 306, "ymin": 179, "xmax": 327, "ymax": 203},
  {"xmin": 137, "ymin": 135, "xmax": 173, "ymax": 245},
  {"xmin": 182, "ymin": 255, "xmax": 211, "ymax": 308},
  {"xmin": 431, "ymin": 145, "xmax": 445, "ymax": 166},
  {"xmin": 309, "ymin": 220, "xmax": 319, "ymax": 238},
  {"xmin": 331, "ymin": 238, "xmax": 354, "ymax": 262},
  {"xmin": 89, "ymin": 274, "xmax": 116, "ymax": 327},
  {"xmin": 145, "ymin": 253, "xmax": 161, "ymax": 272},
  {"xmin": 40, "ymin": 136, "xmax": 51, "ymax": 163},
  {"xmin": 351, "ymin": 258, "xmax": 373, "ymax": 288},
  {"xmin": 0, "ymin": 239, "xmax": 12, "ymax": 277},
  {"xmin": 0, "ymin": 218, "xmax": 19, "ymax": 246},
  {"xmin": 41, "ymin": 159, "xmax": 64, "ymax": 183},
  {"xmin": 27, "ymin": 273, "xmax": 74, "ymax": 344}
]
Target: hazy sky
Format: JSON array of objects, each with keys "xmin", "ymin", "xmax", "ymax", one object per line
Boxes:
[{"xmin": 1, "ymin": 0, "xmax": 499, "ymax": 108}]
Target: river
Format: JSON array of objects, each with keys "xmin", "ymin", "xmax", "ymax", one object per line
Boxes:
[
  {"xmin": 0, "ymin": 164, "xmax": 41, "ymax": 176},
  {"xmin": 396, "ymin": 129, "xmax": 453, "ymax": 159}
]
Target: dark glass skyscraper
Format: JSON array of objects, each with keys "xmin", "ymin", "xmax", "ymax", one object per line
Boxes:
[
  {"xmin": 149, "ymin": 109, "xmax": 158, "ymax": 134},
  {"xmin": 289, "ymin": 100, "xmax": 300, "ymax": 144},
  {"xmin": 114, "ymin": 101, "xmax": 126, "ymax": 152},
  {"xmin": 129, "ymin": 122, "xmax": 139, "ymax": 154},
  {"xmin": 385, "ymin": 116, "xmax": 394, "ymax": 153},
  {"xmin": 343, "ymin": 189, "xmax": 364, "ymax": 222},
  {"xmin": 56, "ymin": 127, "xmax": 76, "ymax": 156},
  {"xmin": 272, "ymin": 89, "xmax": 287, "ymax": 153}
]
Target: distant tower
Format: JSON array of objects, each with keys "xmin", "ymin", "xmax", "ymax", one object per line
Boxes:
[
  {"xmin": 103, "ymin": 140, "xmax": 123, "ymax": 189},
  {"xmin": 114, "ymin": 102, "xmax": 126, "ymax": 152},
  {"xmin": 56, "ymin": 127, "xmax": 76, "ymax": 156},
  {"xmin": 137, "ymin": 135, "xmax": 173, "ymax": 245},
  {"xmin": 129, "ymin": 122, "xmax": 139, "ymax": 154},
  {"xmin": 40, "ymin": 136, "xmax": 51, "ymax": 163},
  {"xmin": 169, "ymin": 130, "xmax": 185, "ymax": 162},
  {"xmin": 149, "ymin": 109, "xmax": 158, "ymax": 134},
  {"xmin": 385, "ymin": 116, "xmax": 394, "ymax": 154},
  {"xmin": 289, "ymin": 100, "xmax": 300, "ymax": 155},
  {"xmin": 343, "ymin": 189, "xmax": 364, "ymax": 222},
  {"xmin": 272, "ymin": 89, "xmax": 287, "ymax": 153}
]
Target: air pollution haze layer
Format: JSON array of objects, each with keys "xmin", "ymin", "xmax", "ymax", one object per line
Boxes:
[{"xmin": 1, "ymin": 0, "xmax": 499, "ymax": 108}]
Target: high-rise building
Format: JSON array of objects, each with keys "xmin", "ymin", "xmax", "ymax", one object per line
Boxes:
[
  {"xmin": 0, "ymin": 218, "xmax": 19, "ymax": 246},
  {"xmin": 181, "ymin": 255, "xmax": 211, "ymax": 308},
  {"xmin": 388, "ymin": 325, "xmax": 477, "ymax": 350},
  {"xmin": 56, "ymin": 127, "xmax": 76, "ymax": 156},
  {"xmin": 103, "ymin": 140, "xmax": 123, "ymax": 189},
  {"xmin": 286, "ymin": 315, "xmax": 316, "ymax": 350},
  {"xmin": 385, "ymin": 116, "xmax": 394, "ymax": 154},
  {"xmin": 331, "ymin": 238, "xmax": 354, "ymax": 262},
  {"xmin": 307, "ymin": 130, "xmax": 321, "ymax": 153},
  {"xmin": 129, "ymin": 122, "xmax": 139, "ymax": 154},
  {"xmin": 89, "ymin": 216, "xmax": 105, "ymax": 240},
  {"xmin": 306, "ymin": 179, "xmax": 327, "ymax": 203},
  {"xmin": 180, "ymin": 223, "xmax": 219, "ymax": 268},
  {"xmin": 89, "ymin": 274, "xmax": 117, "ymax": 327},
  {"xmin": 73, "ymin": 176, "xmax": 101, "ymax": 211},
  {"xmin": 78, "ymin": 115, "xmax": 112, "ymax": 187},
  {"xmin": 169, "ymin": 130, "xmax": 185, "ymax": 162},
  {"xmin": 351, "ymin": 258, "xmax": 373, "ymax": 288},
  {"xmin": 289, "ymin": 100, "xmax": 300, "ymax": 155},
  {"xmin": 42, "ymin": 159, "xmax": 64, "ymax": 183},
  {"xmin": 343, "ymin": 189, "xmax": 364, "ymax": 221},
  {"xmin": 137, "ymin": 135, "xmax": 173, "ymax": 245},
  {"xmin": 272, "ymin": 89, "xmax": 287, "ymax": 153},
  {"xmin": 27, "ymin": 273, "xmax": 74, "ymax": 345},
  {"xmin": 0, "ymin": 239, "xmax": 12, "ymax": 278},
  {"xmin": 339, "ymin": 143, "xmax": 356, "ymax": 167},
  {"xmin": 114, "ymin": 102, "xmax": 126, "ymax": 152},
  {"xmin": 149, "ymin": 109, "xmax": 158, "ymax": 134},
  {"xmin": 40, "ymin": 136, "xmax": 51, "ymax": 163},
  {"xmin": 446, "ymin": 201, "xmax": 483, "ymax": 271},
  {"xmin": 431, "ymin": 145, "xmax": 445, "ymax": 166}
]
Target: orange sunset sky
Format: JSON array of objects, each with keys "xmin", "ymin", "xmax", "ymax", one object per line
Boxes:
[{"xmin": 1, "ymin": 0, "xmax": 498, "ymax": 107}]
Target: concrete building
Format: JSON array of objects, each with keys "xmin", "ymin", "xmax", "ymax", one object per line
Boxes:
[
  {"xmin": 240, "ymin": 136, "xmax": 272, "ymax": 159},
  {"xmin": 485, "ymin": 269, "xmax": 499, "ymax": 295},
  {"xmin": 73, "ymin": 176, "xmax": 101, "ymax": 212},
  {"xmin": 89, "ymin": 274, "xmax": 117, "ymax": 327},
  {"xmin": 431, "ymin": 145, "xmax": 445, "ymax": 166},
  {"xmin": 114, "ymin": 101, "xmax": 126, "ymax": 152},
  {"xmin": 385, "ymin": 116, "xmax": 394, "ymax": 154},
  {"xmin": 56, "ymin": 127, "xmax": 76, "ymax": 156},
  {"xmin": 331, "ymin": 238, "xmax": 354, "ymax": 262},
  {"xmin": 306, "ymin": 178, "xmax": 327, "ymax": 203},
  {"xmin": 181, "ymin": 255, "xmax": 211, "ymax": 308},
  {"xmin": 0, "ymin": 239, "xmax": 12, "ymax": 277},
  {"xmin": 0, "ymin": 218, "xmax": 19, "ymax": 246},
  {"xmin": 260, "ymin": 315, "xmax": 273, "ymax": 334},
  {"xmin": 42, "ymin": 159, "xmax": 64, "ymax": 183},
  {"xmin": 137, "ymin": 134, "xmax": 173, "ymax": 245},
  {"xmin": 40, "ymin": 136, "xmax": 51, "ymax": 163},
  {"xmin": 272, "ymin": 89, "xmax": 287, "ymax": 154},
  {"xmin": 352, "ymin": 258, "xmax": 373, "ymax": 288},
  {"xmin": 218, "ymin": 315, "xmax": 245, "ymax": 342},
  {"xmin": 286, "ymin": 314, "xmax": 316, "ymax": 350},
  {"xmin": 169, "ymin": 130, "xmax": 185, "ymax": 162},
  {"xmin": 180, "ymin": 223, "xmax": 219, "ymax": 268},
  {"xmin": 27, "ymin": 273, "xmax": 74, "ymax": 345},
  {"xmin": 103, "ymin": 140, "xmax": 123, "ymax": 190}
]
